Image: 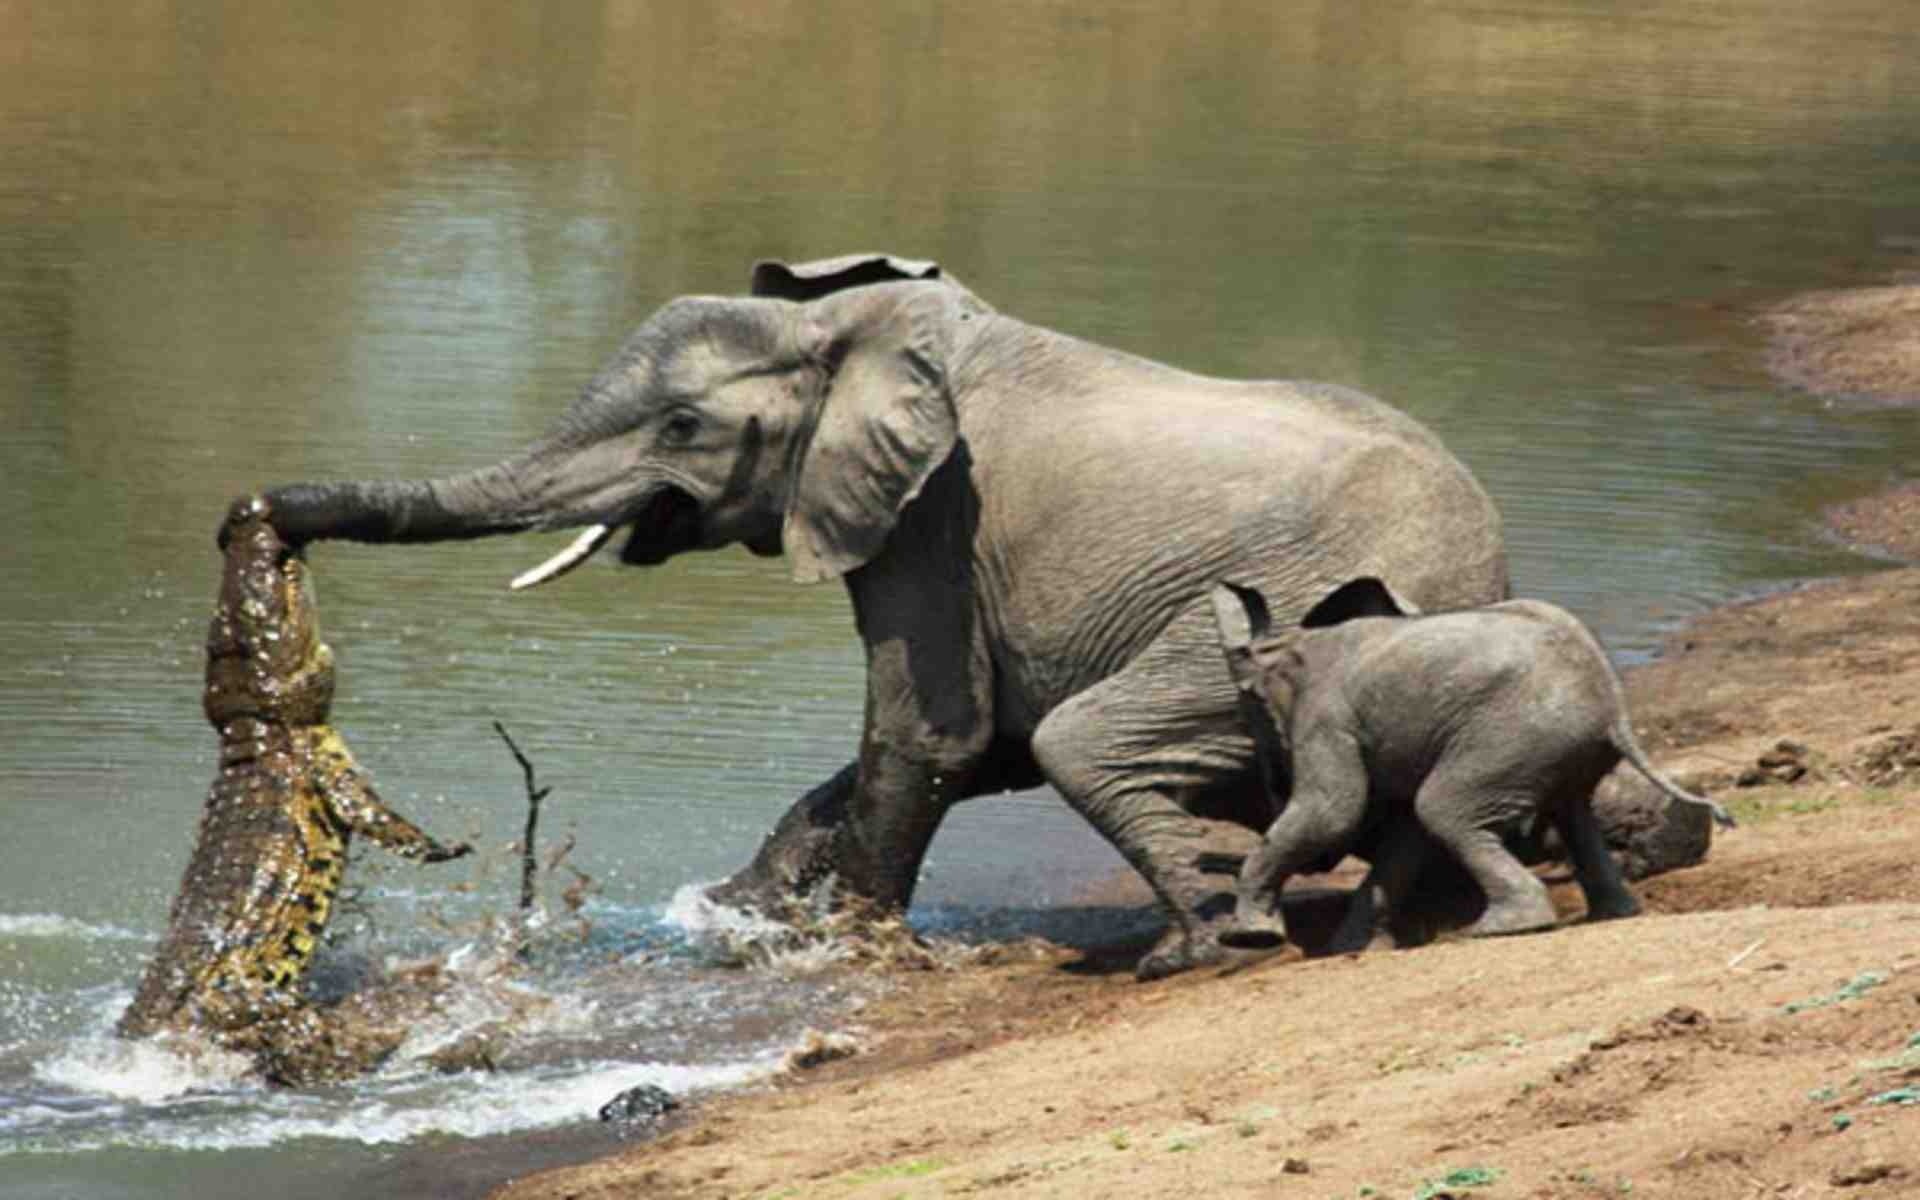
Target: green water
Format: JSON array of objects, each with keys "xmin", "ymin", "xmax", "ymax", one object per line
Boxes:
[{"xmin": 3, "ymin": 1, "xmax": 1919, "ymax": 1193}]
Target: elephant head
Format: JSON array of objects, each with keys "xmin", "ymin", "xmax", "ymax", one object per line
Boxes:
[{"xmin": 261, "ymin": 256, "xmax": 986, "ymax": 587}]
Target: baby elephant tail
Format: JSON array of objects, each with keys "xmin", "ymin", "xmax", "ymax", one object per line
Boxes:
[{"xmin": 1611, "ymin": 721, "xmax": 1738, "ymax": 830}]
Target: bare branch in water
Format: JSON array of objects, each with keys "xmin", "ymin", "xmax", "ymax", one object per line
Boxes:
[{"xmin": 492, "ymin": 721, "xmax": 553, "ymax": 920}]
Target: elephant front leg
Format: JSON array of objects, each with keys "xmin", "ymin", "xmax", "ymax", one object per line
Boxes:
[
  {"xmin": 711, "ymin": 735, "xmax": 1044, "ymax": 916},
  {"xmin": 712, "ymin": 557, "xmax": 997, "ymax": 919},
  {"xmin": 1555, "ymin": 784, "xmax": 1643, "ymax": 923},
  {"xmin": 1220, "ymin": 743, "xmax": 1373, "ymax": 952},
  {"xmin": 709, "ymin": 763, "xmax": 860, "ymax": 911},
  {"xmin": 710, "ymin": 750, "xmax": 972, "ymax": 919}
]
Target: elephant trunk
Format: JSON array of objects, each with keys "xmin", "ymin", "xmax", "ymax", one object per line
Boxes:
[{"xmin": 259, "ymin": 458, "xmax": 545, "ymax": 547}]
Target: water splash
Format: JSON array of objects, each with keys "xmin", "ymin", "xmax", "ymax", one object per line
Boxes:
[
  {"xmin": 4, "ymin": 897, "xmax": 856, "ymax": 1158},
  {"xmin": 35, "ymin": 1029, "xmax": 257, "ymax": 1104},
  {"xmin": 660, "ymin": 881, "xmax": 795, "ymax": 947},
  {"xmin": 6, "ymin": 1053, "xmax": 778, "ymax": 1154}
]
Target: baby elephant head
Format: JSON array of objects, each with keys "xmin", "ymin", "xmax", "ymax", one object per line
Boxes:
[
  {"xmin": 1210, "ymin": 576, "xmax": 1416, "ymax": 720},
  {"xmin": 204, "ymin": 494, "xmax": 334, "ymax": 728}
]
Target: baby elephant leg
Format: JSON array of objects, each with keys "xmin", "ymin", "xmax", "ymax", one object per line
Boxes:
[
  {"xmin": 1223, "ymin": 754, "xmax": 1371, "ymax": 949},
  {"xmin": 1327, "ymin": 818, "xmax": 1431, "ymax": 954},
  {"xmin": 1557, "ymin": 789, "xmax": 1642, "ymax": 922},
  {"xmin": 1416, "ymin": 778, "xmax": 1558, "ymax": 938}
]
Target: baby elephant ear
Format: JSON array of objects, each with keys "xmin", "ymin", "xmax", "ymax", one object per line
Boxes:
[
  {"xmin": 1210, "ymin": 582, "xmax": 1274, "ymax": 692},
  {"xmin": 783, "ymin": 288, "xmax": 961, "ymax": 584},
  {"xmin": 1300, "ymin": 576, "xmax": 1414, "ymax": 628},
  {"xmin": 1211, "ymin": 582, "xmax": 1273, "ymax": 647},
  {"xmin": 750, "ymin": 253, "xmax": 953, "ymax": 302}
]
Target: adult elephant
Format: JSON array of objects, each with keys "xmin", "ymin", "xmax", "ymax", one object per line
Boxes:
[{"xmin": 260, "ymin": 254, "xmax": 1509, "ymax": 979}]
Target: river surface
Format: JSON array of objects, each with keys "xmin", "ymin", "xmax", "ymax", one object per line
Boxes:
[{"xmin": 5, "ymin": 2, "xmax": 1920, "ymax": 1195}]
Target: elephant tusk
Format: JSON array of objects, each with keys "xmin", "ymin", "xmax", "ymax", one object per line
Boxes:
[{"xmin": 510, "ymin": 524, "xmax": 614, "ymax": 591}]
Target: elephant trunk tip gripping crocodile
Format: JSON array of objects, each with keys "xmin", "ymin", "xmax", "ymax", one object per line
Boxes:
[{"xmin": 115, "ymin": 494, "xmax": 471, "ymax": 1079}]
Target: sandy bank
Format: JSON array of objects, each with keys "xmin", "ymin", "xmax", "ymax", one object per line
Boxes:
[{"xmin": 1761, "ymin": 282, "xmax": 1920, "ymax": 407}]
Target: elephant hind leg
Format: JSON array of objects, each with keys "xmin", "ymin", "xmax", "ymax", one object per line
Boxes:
[
  {"xmin": 1030, "ymin": 627, "xmax": 1256, "ymax": 980},
  {"xmin": 1415, "ymin": 777, "xmax": 1559, "ymax": 938},
  {"xmin": 1555, "ymin": 779, "xmax": 1642, "ymax": 922},
  {"xmin": 1327, "ymin": 817, "xmax": 1433, "ymax": 954}
]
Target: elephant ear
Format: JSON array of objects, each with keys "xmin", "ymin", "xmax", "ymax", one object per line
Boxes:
[
  {"xmin": 783, "ymin": 288, "xmax": 962, "ymax": 584},
  {"xmin": 1211, "ymin": 582, "xmax": 1277, "ymax": 694},
  {"xmin": 1300, "ymin": 576, "xmax": 1416, "ymax": 628},
  {"xmin": 750, "ymin": 254, "xmax": 983, "ymax": 308}
]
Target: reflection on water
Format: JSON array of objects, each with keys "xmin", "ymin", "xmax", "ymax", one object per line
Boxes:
[{"xmin": 4, "ymin": 0, "xmax": 1920, "ymax": 1190}]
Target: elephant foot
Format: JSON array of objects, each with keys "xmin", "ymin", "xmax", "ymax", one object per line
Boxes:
[
  {"xmin": 1217, "ymin": 907, "xmax": 1288, "ymax": 951},
  {"xmin": 1217, "ymin": 927, "xmax": 1286, "ymax": 951},
  {"xmin": 1325, "ymin": 905, "xmax": 1385, "ymax": 956},
  {"xmin": 1136, "ymin": 886, "xmax": 1285, "ymax": 979},
  {"xmin": 1460, "ymin": 897, "xmax": 1559, "ymax": 939},
  {"xmin": 707, "ymin": 765, "xmax": 860, "ymax": 915},
  {"xmin": 1581, "ymin": 891, "xmax": 1643, "ymax": 923},
  {"xmin": 703, "ymin": 871, "xmax": 794, "ymax": 920},
  {"xmin": 1135, "ymin": 924, "xmax": 1231, "ymax": 981}
]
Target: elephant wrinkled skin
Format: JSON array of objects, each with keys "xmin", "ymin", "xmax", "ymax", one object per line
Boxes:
[
  {"xmin": 256, "ymin": 255, "xmax": 1509, "ymax": 979},
  {"xmin": 1210, "ymin": 578, "xmax": 1735, "ymax": 955},
  {"xmin": 118, "ymin": 496, "xmax": 470, "ymax": 1082}
]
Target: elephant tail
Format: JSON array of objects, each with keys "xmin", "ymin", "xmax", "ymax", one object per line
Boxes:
[{"xmin": 1610, "ymin": 721, "xmax": 1738, "ymax": 830}]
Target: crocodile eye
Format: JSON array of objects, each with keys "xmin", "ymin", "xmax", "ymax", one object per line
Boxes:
[{"xmin": 660, "ymin": 411, "xmax": 700, "ymax": 446}]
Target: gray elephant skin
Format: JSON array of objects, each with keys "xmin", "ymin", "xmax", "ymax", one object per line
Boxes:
[
  {"xmin": 1210, "ymin": 578, "xmax": 1735, "ymax": 955},
  {"xmin": 257, "ymin": 253, "xmax": 1509, "ymax": 980}
]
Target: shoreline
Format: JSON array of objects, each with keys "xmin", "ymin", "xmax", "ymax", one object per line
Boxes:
[
  {"xmin": 1759, "ymin": 280, "xmax": 1920, "ymax": 409},
  {"xmin": 1824, "ymin": 481, "xmax": 1920, "ymax": 565},
  {"xmin": 478, "ymin": 285, "xmax": 1920, "ymax": 1199},
  {"xmin": 1770, "ymin": 279, "xmax": 1920, "ymax": 565}
]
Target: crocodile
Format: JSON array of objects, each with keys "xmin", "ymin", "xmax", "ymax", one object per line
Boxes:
[{"xmin": 116, "ymin": 494, "xmax": 471, "ymax": 1081}]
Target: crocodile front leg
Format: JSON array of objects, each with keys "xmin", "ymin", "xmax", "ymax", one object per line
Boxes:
[{"xmin": 308, "ymin": 727, "xmax": 472, "ymax": 863}]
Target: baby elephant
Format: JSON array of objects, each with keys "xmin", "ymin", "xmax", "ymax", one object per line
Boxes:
[{"xmin": 1210, "ymin": 577, "xmax": 1734, "ymax": 953}]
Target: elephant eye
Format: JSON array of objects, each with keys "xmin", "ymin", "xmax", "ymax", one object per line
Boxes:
[{"xmin": 660, "ymin": 411, "xmax": 701, "ymax": 446}]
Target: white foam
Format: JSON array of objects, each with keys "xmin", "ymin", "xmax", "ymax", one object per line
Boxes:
[
  {"xmin": 5, "ymin": 893, "xmax": 825, "ymax": 1158},
  {"xmin": 757, "ymin": 938, "xmax": 854, "ymax": 975},
  {"xmin": 663, "ymin": 883, "xmax": 836, "ymax": 972},
  {"xmin": 386, "ymin": 970, "xmax": 599, "ymax": 1069},
  {"xmin": 661, "ymin": 882, "xmax": 795, "ymax": 944},
  {"xmin": 35, "ymin": 1031, "xmax": 257, "ymax": 1104},
  {"xmin": 239, "ymin": 1057, "xmax": 775, "ymax": 1147},
  {"xmin": 9, "ymin": 1055, "xmax": 779, "ymax": 1154}
]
